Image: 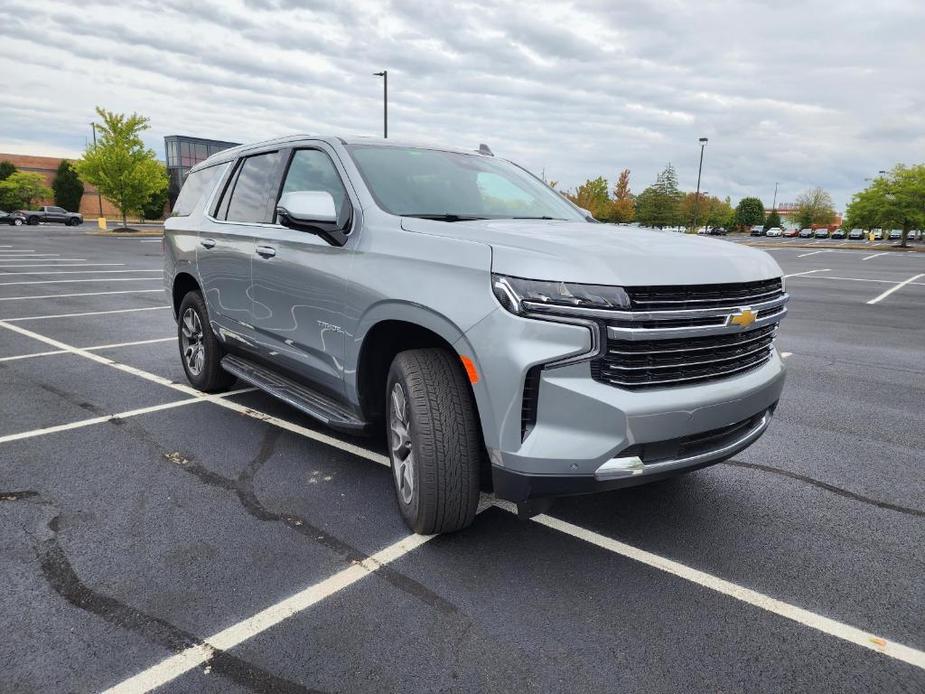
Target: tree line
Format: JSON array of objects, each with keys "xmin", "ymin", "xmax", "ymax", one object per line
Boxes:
[
  {"xmin": 0, "ymin": 106, "xmax": 169, "ymax": 229},
  {"xmin": 554, "ymin": 164, "xmax": 843, "ymax": 232},
  {"xmin": 844, "ymin": 165, "xmax": 925, "ymax": 247}
]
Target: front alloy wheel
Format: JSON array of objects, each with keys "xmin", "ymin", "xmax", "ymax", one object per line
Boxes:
[
  {"xmin": 176, "ymin": 290, "xmax": 234, "ymax": 392},
  {"xmin": 389, "ymin": 382, "xmax": 415, "ymax": 505}
]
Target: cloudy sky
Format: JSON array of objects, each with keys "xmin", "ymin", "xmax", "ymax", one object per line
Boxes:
[{"xmin": 1, "ymin": 0, "xmax": 923, "ymax": 210}]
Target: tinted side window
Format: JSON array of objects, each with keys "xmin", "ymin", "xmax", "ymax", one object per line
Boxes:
[
  {"xmin": 225, "ymin": 151, "xmax": 281, "ymax": 224},
  {"xmin": 279, "ymin": 149, "xmax": 350, "ymax": 226},
  {"xmin": 173, "ymin": 166, "xmax": 223, "ymax": 216}
]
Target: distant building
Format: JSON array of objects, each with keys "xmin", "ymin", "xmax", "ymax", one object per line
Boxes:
[
  {"xmin": 164, "ymin": 135, "xmax": 239, "ymax": 207},
  {"xmin": 0, "ymin": 152, "xmax": 120, "ymax": 217}
]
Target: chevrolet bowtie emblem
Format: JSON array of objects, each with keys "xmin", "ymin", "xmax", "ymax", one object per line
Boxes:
[{"xmin": 729, "ymin": 308, "xmax": 757, "ymax": 328}]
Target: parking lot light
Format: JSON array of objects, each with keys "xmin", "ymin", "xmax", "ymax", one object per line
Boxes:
[{"xmin": 692, "ymin": 137, "xmax": 708, "ymax": 232}]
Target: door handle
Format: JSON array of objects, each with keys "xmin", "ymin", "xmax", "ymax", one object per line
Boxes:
[
  {"xmin": 200, "ymin": 238, "xmax": 216, "ymax": 249},
  {"xmin": 256, "ymin": 245, "xmax": 277, "ymax": 258}
]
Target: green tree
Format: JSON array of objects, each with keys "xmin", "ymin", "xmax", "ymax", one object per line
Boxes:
[
  {"xmin": 52, "ymin": 160, "xmax": 84, "ymax": 212},
  {"xmin": 793, "ymin": 187, "xmax": 836, "ymax": 229},
  {"xmin": 734, "ymin": 197, "xmax": 765, "ymax": 230},
  {"xmin": 610, "ymin": 168, "xmax": 635, "ymax": 223},
  {"xmin": 0, "ymin": 160, "xmax": 16, "ymax": 182},
  {"xmin": 764, "ymin": 209, "xmax": 782, "ymax": 230},
  {"xmin": 75, "ymin": 107, "xmax": 168, "ymax": 229},
  {"xmin": 844, "ymin": 164, "xmax": 925, "ymax": 247},
  {"xmin": 635, "ymin": 163, "xmax": 683, "ymax": 228},
  {"xmin": 567, "ymin": 176, "xmax": 611, "ymax": 220},
  {"xmin": 0, "ymin": 171, "xmax": 52, "ymax": 210},
  {"xmin": 680, "ymin": 193, "xmax": 733, "ymax": 230},
  {"xmin": 140, "ymin": 179, "xmax": 169, "ymax": 221}
]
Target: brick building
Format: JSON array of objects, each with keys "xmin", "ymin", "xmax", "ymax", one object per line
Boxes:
[{"xmin": 0, "ymin": 152, "xmax": 122, "ymax": 217}]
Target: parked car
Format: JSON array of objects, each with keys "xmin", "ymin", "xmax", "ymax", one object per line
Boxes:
[
  {"xmin": 814, "ymin": 228, "xmax": 829, "ymax": 238},
  {"xmin": 750, "ymin": 225, "xmax": 765, "ymax": 236},
  {"xmin": 164, "ymin": 135, "xmax": 789, "ymax": 534},
  {"xmin": 1, "ymin": 209, "xmax": 26, "ymax": 226},
  {"xmin": 799, "ymin": 228, "xmax": 814, "ymax": 238},
  {"xmin": 872, "ymin": 229, "xmax": 884, "ymax": 240},
  {"xmin": 831, "ymin": 228, "xmax": 846, "ymax": 239},
  {"xmin": 783, "ymin": 228, "xmax": 799, "ymax": 237},
  {"xmin": 888, "ymin": 229, "xmax": 902, "ymax": 240},
  {"xmin": 848, "ymin": 228, "xmax": 865, "ymax": 240},
  {"xmin": 21, "ymin": 205, "xmax": 83, "ymax": 226},
  {"xmin": 708, "ymin": 227, "xmax": 727, "ymax": 235},
  {"xmin": 765, "ymin": 227, "xmax": 783, "ymax": 237}
]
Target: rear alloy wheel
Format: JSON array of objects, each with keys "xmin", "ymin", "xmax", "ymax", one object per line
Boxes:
[
  {"xmin": 177, "ymin": 291, "xmax": 235, "ymax": 392},
  {"xmin": 12, "ymin": 218, "xmax": 22, "ymax": 226},
  {"xmin": 386, "ymin": 349, "xmax": 481, "ymax": 534}
]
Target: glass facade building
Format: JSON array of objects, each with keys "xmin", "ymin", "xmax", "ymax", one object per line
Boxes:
[{"xmin": 164, "ymin": 135, "xmax": 240, "ymax": 207}]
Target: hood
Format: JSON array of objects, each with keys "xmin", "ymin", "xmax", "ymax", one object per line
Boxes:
[{"xmin": 400, "ymin": 218, "xmax": 782, "ymax": 286}]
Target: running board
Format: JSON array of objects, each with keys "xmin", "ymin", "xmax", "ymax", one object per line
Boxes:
[{"xmin": 221, "ymin": 355, "xmax": 369, "ymax": 434}]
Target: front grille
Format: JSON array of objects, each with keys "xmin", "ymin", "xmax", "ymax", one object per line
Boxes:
[
  {"xmin": 592, "ymin": 277, "xmax": 786, "ymax": 389},
  {"xmin": 625, "ymin": 278, "xmax": 783, "ymax": 311}
]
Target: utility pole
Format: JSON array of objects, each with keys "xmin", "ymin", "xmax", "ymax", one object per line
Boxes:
[
  {"xmin": 373, "ymin": 71, "xmax": 388, "ymax": 138},
  {"xmin": 772, "ymin": 182, "xmax": 778, "ymax": 210},
  {"xmin": 692, "ymin": 137, "xmax": 708, "ymax": 232},
  {"xmin": 90, "ymin": 123, "xmax": 103, "ymax": 217}
]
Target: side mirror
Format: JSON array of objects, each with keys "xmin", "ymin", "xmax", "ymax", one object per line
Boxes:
[{"xmin": 277, "ymin": 191, "xmax": 347, "ymax": 246}]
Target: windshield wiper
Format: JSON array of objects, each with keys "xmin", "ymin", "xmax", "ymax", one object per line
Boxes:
[
  {"xmin": 403, "ymin": 213, "xmax": 488, "ymax": 222},
  {"xmin": 509, "ymin": 216, "xmax": 567, "ymax": 220}
]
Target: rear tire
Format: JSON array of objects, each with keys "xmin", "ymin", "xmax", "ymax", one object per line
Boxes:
[
  {"xmin": 13, "ymin": 218, "xmax": 22, "ymax": 226},
  {"xmin": 177, "ymin": 291, "xmax": 235, "ymax": 393},
  {"xmin": 27, "ymin": 216, "xmax": 38, "ymax": 226},
  {"xmin": 386, "ymin": 349, "xmax": 481, "ymax": 534}
]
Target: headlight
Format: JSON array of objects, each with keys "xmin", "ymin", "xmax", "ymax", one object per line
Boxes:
[{"xmin": 492, "ymin": 274, "xmax": 630, "ymax": 316}]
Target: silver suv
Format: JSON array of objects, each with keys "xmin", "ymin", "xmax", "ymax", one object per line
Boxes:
[{"xmin": 164, "ymin": 135, "xmax": 788, "ymax": 534}]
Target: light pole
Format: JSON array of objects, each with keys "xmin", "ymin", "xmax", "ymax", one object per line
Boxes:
[
  {"xmin": 692, "ymin": 137, "xmax": 708, "ymax": 232},
  {"xmin": 373, "ymin": 71, "xmax": 388, "ymax": 138},
  {"xmin": 772, "ymin": 182, "xmax": 778, "ymax": 210},
  {"xmin": 90, "ymin": 122, "xmax": 103, "ymax": 217}
]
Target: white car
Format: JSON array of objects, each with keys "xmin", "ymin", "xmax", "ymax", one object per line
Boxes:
[{"xmin": 765, "ymin": 227, "xmax": 783, "ymax": 237}]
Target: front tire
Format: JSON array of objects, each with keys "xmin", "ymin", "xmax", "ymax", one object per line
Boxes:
[
  {"xmin": 386, "ymin": 349, "xmax": 481, "ymax": 534},
  {"xmin": 27, "ymin": 216, "xmax": 39, "ymax": 226},
  {"xmin": 13, "ymin": 218, "xmax": 22, "ymax": 226},
  {"xmin": 177, "ymin": 291, "xmax": 235, "ymax": 392}
]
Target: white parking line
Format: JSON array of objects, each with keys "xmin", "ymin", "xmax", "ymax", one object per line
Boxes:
[
  {"xmin": 866, "ymin": 274, "xmax": 925, "ymax": 305},
  {"xmin": 503, "ymin": 505, "xmax": 925, "ymax": 671},
  {"xmin": 783, "ymin": 269, "xmax": 830, "ymax": 279},
  {"xmin": 0, "ymin": 337, "xmax": 175, "ymax": 363},
  {"xmin": 103, "ymin": 531, "xmax": 436, "ymax": 694},
  {"xmin": 0, "ymin": 253, "xmax": 59, "ymax": 257},
  {"xmin": 862, "ymin": 253, "xmax": 889, "ymax": 261},
  {"xmin": 139, "ymin": 239, "xmax": 163, "ymax": 243},
  {"xmin": 0, "ymin": 257, "xmax": 84, "ymax": 261},
  {"xmin": 0, "ymin": 277, "xmax": 161, "ymax": 287},
  {"xmin": 0, "ymin": 263, "xmax": 127, "ymax": 268},
  {"xmin": 0, "ymin": 269, "xmax": 158, "ymax": 276},
  {"xmin": 796, "ymin": 250, "xmax": 829, "ymax": 258},
  {"xmin": 0, "ymin": 289, "xmax": 164, "ymax": 302},
  {"xmin": 1, "ymin": 306, "xmax": 170, "ymax": 322},
  {"xmin": 781, "ymin": 352, "xmax": 792, "ymax": 358},
  {"xmin": 0, "ymin": 388, "xmax": 254, "ymax": 445},
  {"xmin": 4, "ymin": 318, "xmax": 924, "ymax": 681}
]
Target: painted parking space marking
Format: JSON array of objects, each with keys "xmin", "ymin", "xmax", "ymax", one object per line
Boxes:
[
  {"xmin": 0, "ymin": 289, "xmax": 164, "ymax": 302},
  {"xmin": 1, "ymin": 306, "xmax": 170, "ymax": 322},
  {"xmin": 0, "ymin": 277, "xmax": 162, "ymax": 287},
  {"xmin": 866, "ymin": 274, "xmax": 925, "ymax": 305},
  {"xmin": 0, "ymin": 263, "xmax": 128, "ymax": 269},
  {"xmin": 797, "ymin": 250, "xmax": 830, "ymax": 258},
  {"xmin": 501, "ymin": 504, "xmax": 925, "ymax": 672},
  {"xmin": 863, "ymin": 253, "xmax": 889, "ymax": 261},
  {"xmin": 781, "ymin": 352, "xmax": 792, "ymax": 358},
  {"xmin": 0, "ymin": 269, "xmax": 159, "ymax": 276},
  {"xmin": 0, "ymin": 388, "xmax": 254, "ymax": 445},
  {"xmin": 783, "ymin": 269, "xmax": 830, "ymax": 279},
  {"xmin": 0, "ymin": 336, "xmax": 175, "ymax": 363}
]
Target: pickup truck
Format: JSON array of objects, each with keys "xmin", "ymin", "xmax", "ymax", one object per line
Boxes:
[
  {"xmin": 21, "ymin": 206, "xmax": 83, "ymax": 226},
  {"xmin": 165, "ymin": 135, "xmax": 788, "ymax": 534}
]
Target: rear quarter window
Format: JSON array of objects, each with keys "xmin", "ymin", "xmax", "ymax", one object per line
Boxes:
[{"xmin": 172, "ymin": 165, "xmax": 223, "ymax": 216}]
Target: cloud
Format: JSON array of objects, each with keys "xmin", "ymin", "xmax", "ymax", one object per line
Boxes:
[{"xmin": 1, "ymin": 0, "xmax": 922, "ymax": 209}]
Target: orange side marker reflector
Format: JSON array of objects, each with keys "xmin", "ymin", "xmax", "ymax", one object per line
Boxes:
[{"xmin": 460, "ymin": 355, "xmax": 479, "ymax": 384}]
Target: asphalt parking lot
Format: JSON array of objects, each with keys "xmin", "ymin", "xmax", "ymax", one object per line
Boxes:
[{"xmin": 1, "ymin": 224, "xmax": 923, "ymax": 693}]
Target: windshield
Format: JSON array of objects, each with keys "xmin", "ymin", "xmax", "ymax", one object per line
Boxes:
[{"xmin": 346, "ymin": 145, "xmax": 585, "ymax": 221}]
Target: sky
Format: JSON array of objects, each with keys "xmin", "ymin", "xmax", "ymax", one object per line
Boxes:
[{"xmin": 1, "ymin": 0, "xmax": 923, "ymax": 211}]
